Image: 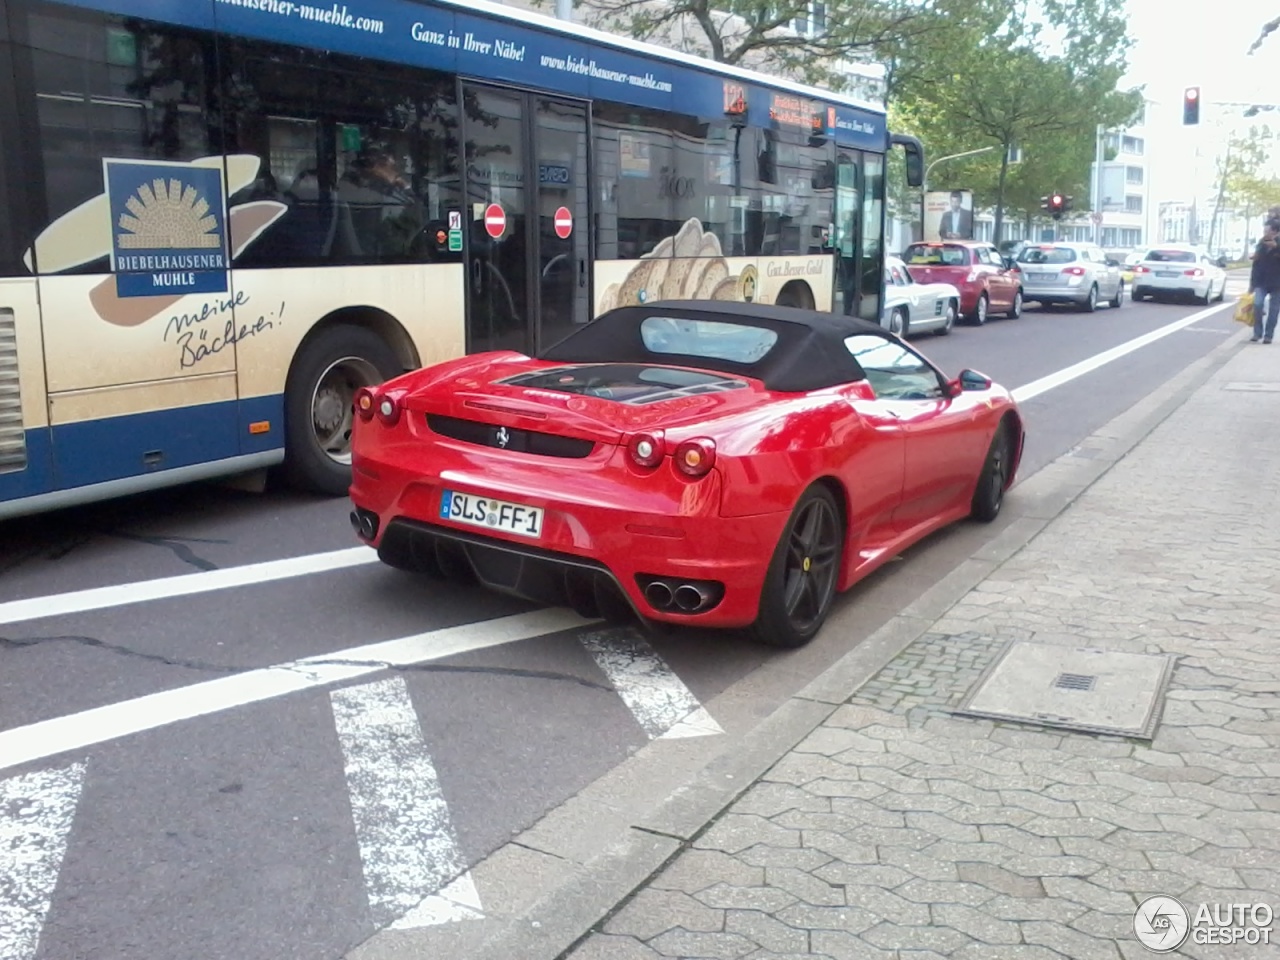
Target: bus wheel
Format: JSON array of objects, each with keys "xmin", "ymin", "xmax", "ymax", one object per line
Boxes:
[{"xmin": 283, "ymin": 324, "xmax": 401, "ymax": 496}]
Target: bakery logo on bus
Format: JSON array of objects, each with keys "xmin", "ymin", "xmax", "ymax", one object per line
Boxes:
[{"xmin": 105, "ymin": 159, "xmax": 230, "ymax": 299}]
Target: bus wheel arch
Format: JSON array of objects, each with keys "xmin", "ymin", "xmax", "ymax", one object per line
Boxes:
[
  {"xmin": 280, "ymin": 307, "xmax": 413, "ymax": 496},
  {"xmin": 775, "ymin": 280, "xmax": 815, "ymax": 310}
]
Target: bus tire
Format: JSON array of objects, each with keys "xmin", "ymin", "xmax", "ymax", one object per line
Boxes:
[{"xmin": 282, "ymin": 324, "xmax": 402, "ymax": 496}]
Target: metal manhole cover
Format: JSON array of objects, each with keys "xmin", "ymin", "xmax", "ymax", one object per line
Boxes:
[
  {"xmin": 954, "ymin": 641, "xmax": 1176, "ymax": 740},
  {"xmin": 1222, "ymin": 382, "xmax": 1280, "ymax": 393}
]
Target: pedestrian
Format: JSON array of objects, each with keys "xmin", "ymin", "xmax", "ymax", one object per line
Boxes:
[{"xmin": 1249, "ymin": 219, "xmax": 1280, "ymax": 343}]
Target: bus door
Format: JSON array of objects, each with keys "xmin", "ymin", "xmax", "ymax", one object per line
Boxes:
[{"xmin": 461, "ymin": 83, "xmax": 591, "ymax": 355}]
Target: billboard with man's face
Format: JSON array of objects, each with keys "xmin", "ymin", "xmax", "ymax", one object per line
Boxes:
[{"xmin": 924, "ymin": 190, "xmax": 974, "ymax": 242}]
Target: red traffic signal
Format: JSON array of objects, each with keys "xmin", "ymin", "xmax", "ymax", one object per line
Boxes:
[{"xmin": 1184, "ymin": 86, "xmax": 1200, "ymax": 125}]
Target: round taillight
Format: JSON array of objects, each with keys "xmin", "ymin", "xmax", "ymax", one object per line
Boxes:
[
  {"xmin": 375, "ymin": 392, "xmax": 401, "ymax": 426},
  {"xmin": 355, "ymin": 387, "xmax": 376, "ymax": 421},
  {"xmin": 674, "ymin": 438, "xmax": 716, "ymax": 478},
  {"xmin": 628, "ymin": 432, "xmax": 665, "ymax": 469}
]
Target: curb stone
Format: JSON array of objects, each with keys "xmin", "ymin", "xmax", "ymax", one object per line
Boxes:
[{"xmin": 354, "ymin": 309, "xmax": 1246, "ymax": 960}]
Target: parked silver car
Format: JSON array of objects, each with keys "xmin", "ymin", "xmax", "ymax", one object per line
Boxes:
[{"xmin": 1016, "ymin": 242, "xmax": 1125, "ymax": 312}]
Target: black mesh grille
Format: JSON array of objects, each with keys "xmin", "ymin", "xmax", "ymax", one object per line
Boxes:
[{"xmin": 426, "ymin": 414, "xmax": 595, "ymax": 458}]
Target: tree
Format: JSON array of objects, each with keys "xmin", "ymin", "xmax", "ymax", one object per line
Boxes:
[
  {"xmin": 1249, "ymin": 14, "xmax": 1279, "ymax": 54},
  {"xmin": 1221, "ymin": 127, "xmax": 1280, "ymax": 254},
  {"xmin": 884, "ymin": 0, "xmax": 1142, "ymax": 243},
  {"xmin": 571, "ymin": 0, "xmax": 943, "ymax": 89}
]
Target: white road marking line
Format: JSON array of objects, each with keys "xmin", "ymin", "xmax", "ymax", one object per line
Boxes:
[
  {"xmin": 579, "ymin": 628, "xmax": 724, "ymax": 740},
  {"xmin": 0, "ymin": 763, "xmax": 85, "ymax": 960},
  {"xmin": 1012, "ymin": 301, "xmax": 1235, "ymax": 403},
  {"xmin": 330, "ymin": 677, "xmax": 481, "ymax": 928},
  {"xmin": 0, "ymin": 547, "xmax": 376, "ymax": 626},
  {"xmin": 0, "ymin": 608, "xmax": 591, "ymax": 773}
]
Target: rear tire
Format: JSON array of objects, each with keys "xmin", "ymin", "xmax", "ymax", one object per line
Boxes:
[
  {"xmin": 971, "ymin": 293, "xmax": 989, "ymax": 326},
  {"xmin": 283, "ymin": 324, "xmax": 402, "ymax": 496},
  {"xmin": 1078, "ymin": 284, "xmax": 1098, "ymax": 312},
  {"xmin": 934, "ymin": 299, "xmax": 956, "ymax": 336},
  {"xmin": 749, "ymin": 485, "xmax": 844, "ymax": 649},
  {"xmin": 1132, "ymin": 286, "xmax": 1149, "ymax": 302},
  {"xmin": 970, "ymin": 423, "xmax": 1012, "ymax": 523},
  {"xmin": 1109, "ymin": 281, "xmax": 1124, "ymax": 308},
  {"xmin": 1006, "ymin": 289, "xmax": 1023, "ymax": 319}
]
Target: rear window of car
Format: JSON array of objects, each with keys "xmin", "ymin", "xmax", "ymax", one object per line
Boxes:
[
  {"xmin": 1143, "ymin": 249, "xmax": 1196, "ymax": 263},
  {"xmin": 903, "ymin": 244, "xmax": 970, "ymax": 266},
  {"xmin": 639, "ymin": 316, "xmax": 778, "ymax": 364},
  {"xmin": 1017, "ymin": 246, "xmax": 1077, "ymax": 264}
]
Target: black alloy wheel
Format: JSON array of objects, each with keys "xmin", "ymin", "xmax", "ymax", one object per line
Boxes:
[
  {"xmin": 970, "ymin": 423, "xmax": 1011, "ymax": 522},
  {"xmin": 751, "ymin": 485, "xmax": 844, "ymax": 648}
]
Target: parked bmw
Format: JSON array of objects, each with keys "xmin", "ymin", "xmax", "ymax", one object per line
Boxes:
[
  {"xmin": 1130, "ymin": 244, "xmax": 1228, "ymax": 304},
  {"xmin": 1016, "ymin": 242, "xmax": 1124, "ymax": 312}
]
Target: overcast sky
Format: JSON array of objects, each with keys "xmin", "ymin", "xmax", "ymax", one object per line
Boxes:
[{"xmin": 1120, "ymin": 2, "xmax": 1270, "ymax": 107}]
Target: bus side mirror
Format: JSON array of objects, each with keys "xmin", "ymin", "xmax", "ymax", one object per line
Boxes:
[{"xmin": 890, "ymin": 133, "xmax": 925, "ymax": 188}]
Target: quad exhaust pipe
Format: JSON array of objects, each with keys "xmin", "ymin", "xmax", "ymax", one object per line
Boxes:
[
  {"xmin": 350, "ymin": 509, "xmax": 379, "ymax": 540},
  {"xmin": 642, "ymin": 578, "xmax": 720, "ymax": 614}
]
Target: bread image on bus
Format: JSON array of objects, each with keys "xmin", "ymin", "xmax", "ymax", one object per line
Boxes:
[{"xmin": 595, "ymin": 217, "xmax": 822, "ymax": 314}]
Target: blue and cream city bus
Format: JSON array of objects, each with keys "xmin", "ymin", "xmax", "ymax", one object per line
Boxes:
[{"xmin": 0, "ymin": 0, "xmax": 923, "ymax": 519}]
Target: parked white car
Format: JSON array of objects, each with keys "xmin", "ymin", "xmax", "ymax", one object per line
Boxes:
[
  {"xmin": 882, "ymin": 256, "xmax": 960, "ymax": 337},
  {"xmin": 1130, "ymin": 244, "xmax": 1228, "ymax": 304}
]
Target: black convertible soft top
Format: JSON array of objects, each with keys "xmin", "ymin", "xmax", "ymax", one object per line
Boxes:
[{"xmin": 538, "ymin": 301, "xmax": 888, "ymax": 393}]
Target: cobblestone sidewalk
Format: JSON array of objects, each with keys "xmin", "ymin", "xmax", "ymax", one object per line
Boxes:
[{"xmin": 565, "ymin": 339, "xmax": 1280, "ymax": 960}]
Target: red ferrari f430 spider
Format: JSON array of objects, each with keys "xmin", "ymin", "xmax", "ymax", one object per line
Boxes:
[{"xmin": 348, "ymin": 302, "xmax": 1025, "ymax": 648}]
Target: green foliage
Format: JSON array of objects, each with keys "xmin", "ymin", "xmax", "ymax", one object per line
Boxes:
[
  {"xmin": 1221, "ymin": 126, "xmax": 1280, "ymax": 251},
  {"xmin": 574, "ymin": 0, "xmax": 937, "ymax": 88},
  {"xmin": 875, "ymin": 0, "xmax": 1142, "ymax": 241}
]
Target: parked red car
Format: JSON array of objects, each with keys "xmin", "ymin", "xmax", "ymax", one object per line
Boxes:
[
  {"xmin": 348, "ymin": 301, "xmax": 1025, "ymax": 648},
  {"xmin": 901, "ymin": 240, "xmax": 1024, "ymax": 325}
]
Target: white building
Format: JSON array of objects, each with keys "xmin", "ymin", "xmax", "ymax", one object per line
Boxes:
[{"xmin": 1091, "ymin": 106, "xmax": 1154, "ymax": 250}]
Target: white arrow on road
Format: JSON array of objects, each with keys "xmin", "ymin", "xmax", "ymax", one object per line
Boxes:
[{"xmin": 0, "ymin": 763, "xmax": 86, "ymax": 960}]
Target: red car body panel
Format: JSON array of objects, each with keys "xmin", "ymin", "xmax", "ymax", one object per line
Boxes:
[
  {"xmin": 348, "ymin": 303, "xmax": 1025, "ymax": 631},
  {"xmin": 903, "ymin": 241, "xmax": 1023, "ymax": 318}
]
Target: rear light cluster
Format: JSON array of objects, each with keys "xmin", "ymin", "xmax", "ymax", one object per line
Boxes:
[
  {"xmin": 1133, "ymin": 265, "xmax": 1150, "ymax": 274},
  {"xmin": 1185, "ymin": 268, "xmax": 1204, "ymax": 277},
  {"xmin": 626, "ymin": 430, "xmax": 717, "ymax": 478},
  {"xmin": 1062, "ymin": 266, "xmax": 1087, "ymax": 276},
  {"xmin": 355, "ymin": 386, "xmax": 403, "ymax": 427}
]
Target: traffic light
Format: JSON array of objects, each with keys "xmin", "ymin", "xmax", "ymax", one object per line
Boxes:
[{"xmin": 1183, "ymin": 86, "xmax": 1200, "ymax": 125}]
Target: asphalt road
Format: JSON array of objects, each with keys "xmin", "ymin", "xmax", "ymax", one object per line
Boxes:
[{"xmin": 0, "ymin": 280, "xmax": 1248, "ymax": 960}]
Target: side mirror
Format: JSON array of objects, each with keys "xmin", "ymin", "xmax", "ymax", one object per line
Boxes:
[
  {"xmin": 1216, "ymin": 256, "xmax": 1228, "ymax": 268},
  {"xmin": 890, "ymin": 132, "xmax": 925, "ymax": 188},
  {"xmin": 956, "ymin": 368, "xmax": 993, "ymax": 391},
  {"xmin": 1004, "ymin": 257, "xmax": 1019, "ymax": 270}
]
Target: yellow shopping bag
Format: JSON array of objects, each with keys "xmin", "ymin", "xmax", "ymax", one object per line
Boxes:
[{"xmin": 1235, "ymin": 291, "xmax": 1255, "ymax": 325}]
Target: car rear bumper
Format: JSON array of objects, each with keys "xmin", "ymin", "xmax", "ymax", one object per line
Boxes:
[
  {"xmin": 1133, "ymin": 275, "xmax": 1209, "ymax": 297},
  {"xmin": 1021, "ymin": 279, "xmax": 1091, "ymax": 303},
  {"xmin": 349, "ymin": 449, "xmax": 788, "ymax": 628}
]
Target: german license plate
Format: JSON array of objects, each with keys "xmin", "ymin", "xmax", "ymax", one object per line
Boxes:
[
  {"xmin": 1032, "ymin": 272, "xmax": 1056, "ymax": 281},
  {"xmin": 1156, "ymin": 270, "xmax": 1179, "ymax": 277},
  {"xmin": 440, "ymin": 489, "xmax": 543, "ymax": 538}
]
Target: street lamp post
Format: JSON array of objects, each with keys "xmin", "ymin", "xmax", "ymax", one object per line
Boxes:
[{"xmin": 920, "ymin": 146, "xmax": 996, "ymax": 238}]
